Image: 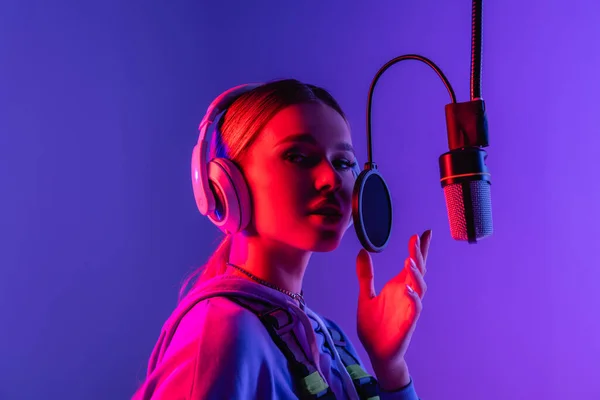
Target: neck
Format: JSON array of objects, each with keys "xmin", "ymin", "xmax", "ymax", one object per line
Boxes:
[{"xmin": 227, "ymin": 233, "xmax": 312, "ymax": 294}]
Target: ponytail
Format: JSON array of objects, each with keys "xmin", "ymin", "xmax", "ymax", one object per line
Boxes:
[{"xmin": 178, "ymin": 235, "xmax": 232, "ymax": 302}]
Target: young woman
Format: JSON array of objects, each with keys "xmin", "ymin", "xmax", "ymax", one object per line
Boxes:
[{"xmin": 133, "ymin": 79, "xmax": 431, "ymax": 399}]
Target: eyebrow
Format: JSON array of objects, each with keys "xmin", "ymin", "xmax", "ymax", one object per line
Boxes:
[{"xmin": 276, "ymin": 133, "xmax": 356, "ymax": 156}]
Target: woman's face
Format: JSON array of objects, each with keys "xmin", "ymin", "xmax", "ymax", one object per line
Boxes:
[{"xmin": 240, "ymin": 101, "xmax": 357, "ymax": 252}]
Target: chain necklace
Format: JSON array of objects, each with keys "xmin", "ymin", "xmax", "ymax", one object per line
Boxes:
[{"xmin": 226, "ymin": 262, "xmax": 305, "ymax": 306}]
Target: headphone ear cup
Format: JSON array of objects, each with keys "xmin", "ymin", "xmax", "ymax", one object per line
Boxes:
[
  {"xmin": 191, "ymin": 143, "xmax": 210, "ymax": 215},
  {"xmin": 205, "ymin": 158, "xmax": 252, "ymax": 234},
  {"xmin": 208, "ymin": 181, "xmax": 226, "ymax": 221}
]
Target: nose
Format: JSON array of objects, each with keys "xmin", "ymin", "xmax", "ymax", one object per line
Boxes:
[{"xmin": 314, "ymin": 161, "xmax": 343, "ymax": 193}]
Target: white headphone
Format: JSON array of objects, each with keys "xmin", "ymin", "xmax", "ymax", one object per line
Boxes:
[{"xmin": 191, "ymin": 83, "xmax": 360, "ymax": 235}]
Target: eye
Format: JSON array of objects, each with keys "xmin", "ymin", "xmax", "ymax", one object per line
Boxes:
[
  {"xmin": 334, "ymin": 158, "xmax": 357, "ymax": 171},
  {"xmin": 284, "ymin": 152, "xmax": 310, "ymax": 164},
  {"xmin": 283, "ymin": 149, "xmax": 356, "ymax": 171}
]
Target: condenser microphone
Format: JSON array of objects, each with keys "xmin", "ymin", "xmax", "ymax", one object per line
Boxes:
[
  {"xmin": 439, "ymin": 99, "xmax": 492, "ymax": 244},
  {"xmin": 353, "ymin": 0, "xmax": 492, "ymax": 252},
  {"xmin": 439, "ymin": 0, "xmax": 492, "ymax": 244}
]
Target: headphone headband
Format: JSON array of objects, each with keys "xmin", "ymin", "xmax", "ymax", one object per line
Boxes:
[{"xmin": 197, "ymin": 83, "xmax": 264, "ymax": 145}]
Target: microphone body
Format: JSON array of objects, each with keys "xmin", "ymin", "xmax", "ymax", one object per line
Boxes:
[
  {"xmin": 439, "ymin": 148, "xmax": 492, "ymax": 243},
  {"xmin": 440, "ymin": 99, "xmax": 493, "ymax": 243}
]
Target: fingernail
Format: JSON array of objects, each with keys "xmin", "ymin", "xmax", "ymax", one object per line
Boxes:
[
  {"xmin": 406, "ymin": 284, "xmax": 415, "ymax": 294},
  {"xmin": 409, "ymin": 257, "xmax": 417, "ymax": 269}
]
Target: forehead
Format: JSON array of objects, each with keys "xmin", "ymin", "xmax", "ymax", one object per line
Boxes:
[{"xmin": 256, "ymin": 102, "xmax": 351, "ymax": 148}]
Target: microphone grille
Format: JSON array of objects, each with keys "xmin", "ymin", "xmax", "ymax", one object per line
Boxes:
[{"xmin": 443, "ymin": 180, "xmax": 493, "ymax": 241}]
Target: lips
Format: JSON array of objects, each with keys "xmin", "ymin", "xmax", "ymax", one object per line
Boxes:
[{"xmin": 310, "ymin": 206, "xmax": 342, "ymax": 217}]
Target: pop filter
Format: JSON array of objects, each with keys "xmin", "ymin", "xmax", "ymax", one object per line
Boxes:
[{"xmin": 352, "ymin": 165, "xmax": 393, "ymax": 253}]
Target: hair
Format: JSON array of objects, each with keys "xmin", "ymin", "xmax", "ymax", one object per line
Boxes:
[{"xmin": 179, "ymin": 79, "xmax": 347, "ymax": 301}]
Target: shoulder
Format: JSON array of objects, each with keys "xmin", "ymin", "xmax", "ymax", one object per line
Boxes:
[
  {"xmin": 168, "ymin": 296, "xmax": 272, "ymax": 359},
  {"xmin": 164, "ymin": 296, "xmax": 284, "ymax": 399}
]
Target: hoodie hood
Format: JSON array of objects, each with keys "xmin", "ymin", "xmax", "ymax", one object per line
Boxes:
[{"xmin": 145, "ymin": 273, "xmax": 312, "ymax": 376}]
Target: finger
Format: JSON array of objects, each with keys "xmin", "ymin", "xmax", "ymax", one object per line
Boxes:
[
  {"xmin": 356, "ymin": 249, "xmax": 377, "ymax": 300},
  {"xmin": 420, "ymin": 229, "xmax": 432, "ymax": 264},
  {"xmin": 406, "ymin": 257, "xmax": 427, "ymax": 298},
  {"xmin": 408, "ymin": 234, "xmax": 426, "ymax": 276},
  {"xmin": 404, "ymin": 284, "xmax": 423, "ymax": 323}
]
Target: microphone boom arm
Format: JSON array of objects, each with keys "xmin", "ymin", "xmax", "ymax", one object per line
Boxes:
[{"xmin": 366, "ymin": 55, "xmax": 457, "ymax": 167}]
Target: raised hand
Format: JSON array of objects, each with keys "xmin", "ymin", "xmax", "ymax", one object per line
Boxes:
[{"xmin": 355, "ymin": 230, "xmax": 432, "ymax": 390}]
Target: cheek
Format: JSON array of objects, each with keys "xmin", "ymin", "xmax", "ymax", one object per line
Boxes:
[
  {"xmin": 250, "ymin": 172, "xmax": 308, "ymax": 223},
  {"xmin": 341, "ymin": 174, "xmax": 355, "ymax": 203}
]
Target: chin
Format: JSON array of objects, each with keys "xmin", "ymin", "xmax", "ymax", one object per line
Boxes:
[
  {"xmin": 281, "ymin": 228, "xmax": 343, "ymax": 253},
  {"xmin": 278, "ymin": 215, "xmax": 351, "ymax": 252},
  {"xmin": 311, "ymin": 239, "xmax": 342, "ymax": 252},
  {"xmin": 307, "ymin": 228, "xmax": 346, "ymax": 252},
  {"xmin": 310, "ymin": 243, "xmax": 339, "ymax": 253},
  {"xmin": 305, "ymin": 214, "xmax": 351, "ymax": 252}
]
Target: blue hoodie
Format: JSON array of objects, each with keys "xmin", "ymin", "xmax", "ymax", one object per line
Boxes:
[{"xmin": 133, "ymin": 274, "xmax": 420, "ymax": 399}]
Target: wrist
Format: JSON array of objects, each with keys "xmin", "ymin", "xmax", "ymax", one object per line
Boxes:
[{"xmin": 372, "ymin": 358, "xmax": 411, "ymax": 392}]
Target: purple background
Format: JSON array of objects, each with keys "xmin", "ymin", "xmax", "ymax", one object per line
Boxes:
[{"xmin": 2, "ymin": 0, "xmax": 599, "ymax": 399}]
